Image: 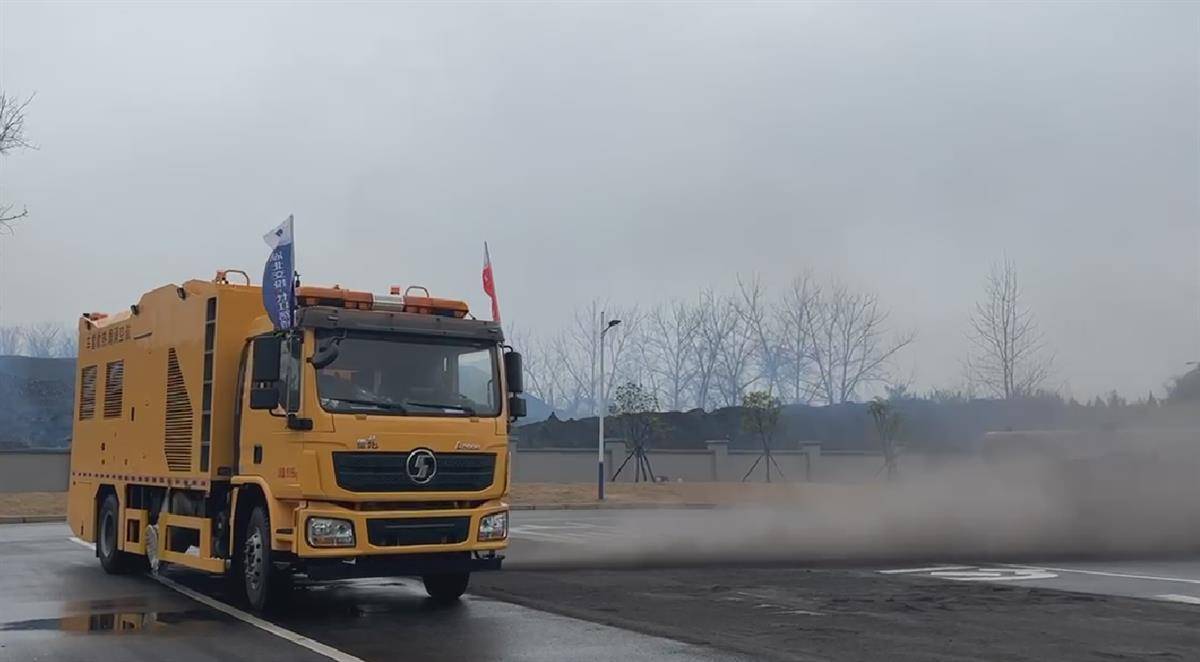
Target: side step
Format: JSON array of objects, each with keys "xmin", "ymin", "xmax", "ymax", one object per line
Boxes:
[{"xmin": 156, "ymin": 512, "xmax": 226, "ymax": 573}]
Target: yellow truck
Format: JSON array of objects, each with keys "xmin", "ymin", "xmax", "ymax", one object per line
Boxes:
[{"xmin": 67, "ymin": 270, "xmax": 524, "ymax": 611}]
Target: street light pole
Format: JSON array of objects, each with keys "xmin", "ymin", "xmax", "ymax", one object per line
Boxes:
[{"xmin": 598, "ymin": 313, "xmax": 621, "ymax": 500}]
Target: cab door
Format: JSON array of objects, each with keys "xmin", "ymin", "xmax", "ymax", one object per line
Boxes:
[{"xmin": 237, "ymin": 332, "xmax": 307, "ymax": 497}]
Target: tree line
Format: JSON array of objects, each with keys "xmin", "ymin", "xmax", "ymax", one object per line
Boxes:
[
  {"xmin": 0, "ymin": 323, "xmax": 77, "ymax": 358},
  {"xmin": 513, "ymin": 260, "xmax": 1057, "ymax": 420}
]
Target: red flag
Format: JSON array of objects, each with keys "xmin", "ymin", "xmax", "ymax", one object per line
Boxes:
[{"xmin": 482, "ymin": 242, "xmax": 501, "ymax": 322}]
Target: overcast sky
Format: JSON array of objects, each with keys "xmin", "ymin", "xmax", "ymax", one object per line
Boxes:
[{"xmin": 1, "ymin": 1, "xmax": 1197, "ymax": 399}]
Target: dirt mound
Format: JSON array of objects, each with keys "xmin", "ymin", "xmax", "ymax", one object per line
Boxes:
[{"xmin": 0, "ymin": 356, "xmax": 73, "ymax": 448}]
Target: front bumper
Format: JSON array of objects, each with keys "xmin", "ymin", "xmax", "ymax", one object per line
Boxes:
[
  {"xmin": 301, "ymin": 551, "xmax": 503, "ymax": 581},
  {"xmin": 292, "ymin": 500, "xmax": 509, "ymax": 559}
]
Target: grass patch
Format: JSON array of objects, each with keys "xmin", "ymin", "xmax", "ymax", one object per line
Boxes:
[{"xmin": 0, "ymin": 492, "xmax": 66, "ymax": 518}]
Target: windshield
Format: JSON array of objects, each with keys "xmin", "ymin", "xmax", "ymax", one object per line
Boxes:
[{"xmin": 313, "ymin": 330, "xmax": 501, "ymax": 417}]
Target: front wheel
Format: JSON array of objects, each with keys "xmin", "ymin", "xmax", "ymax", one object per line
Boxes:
[
  {"xmin": 422, "ymin": 572, "xmax": 470, "ymax": 603},
  {"xmin": 241, "ymin": 505, "xmax": 290, "ymax": 612}
]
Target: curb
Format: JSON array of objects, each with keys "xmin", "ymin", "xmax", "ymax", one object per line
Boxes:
[
  {"xmin": 0, "ymin": 515, "xmax": 66, "ymax": 525},
  {"xmin": 0, "ymin": 503, "xmax": 717, "ymax": 524}
]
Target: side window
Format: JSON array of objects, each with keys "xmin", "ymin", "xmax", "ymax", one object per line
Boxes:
[
  {"xmin": 279, "ymin": 333, "xmax": 302, "ymax": 412},
  {"xmin": 457, "ymin": 349, "xmax": 495, "ymax": 408},
  {"xmin": 79, "ymin": 365, "xmax": 98, "ymax": 420}
]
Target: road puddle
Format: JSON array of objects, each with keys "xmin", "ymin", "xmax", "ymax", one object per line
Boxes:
[{"xmin": 0, "ymin": 607, "xmax": 232, "ymax": 635}]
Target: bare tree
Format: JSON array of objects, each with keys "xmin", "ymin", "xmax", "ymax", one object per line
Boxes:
[
  {"xmin": 0, "ymin": 92, "xmax": 35, "ymax": 229},
  {"xmin": 646, "ymin": 300, "xmax": 699, "ymax": 411},
  {"xmin": 735, "ymin": 275, "xmax": 785, "ymax": 398},
  {"xmin": 536, "ymin": 302, "xmax": 644, "ymax": 419},
  {"xmin": 713, "ymin": 306, "xmax": 756, "ymax": 408},
  {"xmin": 550, "ymin": 327, "xmax": 593, "ymax": 419},
  {"xmin": 693, "ymin": 289, "xmax": 746, "ymax": 409},
  {"xmin": 691, "ymin": 289, "xmax": 724, "ymax": 410},
  {"xmin": 21, "ymin": 322, "xmax": 63, "ymax": 357},
  {"xmin": 56, "ymin": 329, "xmax": 78, "ymax": 358},
  {"xmin": 601, "ymin": 305, "xmax": 643, "ymax": 407},
  {"xmin": 0, "ymin": 326, "xmax": 21, "ymax": 355},
  {"xmin": 550, "ymin": 303, "xmax": 602, "ymax": 418},
  {"xmin": 507, "ymin": 324, "xmax": 557, "ymax": 412},
  {"xmin": 806, "ymin": 282, "xmax": 915, "ymax": 405},
  {"xmin": 774, "ymin": 272, "xmax": 817, "ymax": 404},
  {"xmin": 966, "ymin": 259, "xmax": 1053, "ymax": 399}
]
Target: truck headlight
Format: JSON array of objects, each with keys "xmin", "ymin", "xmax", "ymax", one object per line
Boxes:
[
  {"xmin": 478, "ymin": 511, "xmax": 508, "ymax": 541},
  {"xmin": 307, "ymin": 517, "xmax": 356, "ymax": 548}
]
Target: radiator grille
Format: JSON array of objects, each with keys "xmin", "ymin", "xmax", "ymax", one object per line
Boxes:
[
  {"xmin": 103, "ymin": 360, "xmax": 124, "ymax": 419},
  {"xmin": 164, "ymin": 348, "xmax": 194, "ymax": 472},
  {"xmin": 332, "ymin": 452, "xmax": 496, "ymax": 493},
  {"xmin": 78, "ymin": 365, "xmax": 97, "ymax": 420}
]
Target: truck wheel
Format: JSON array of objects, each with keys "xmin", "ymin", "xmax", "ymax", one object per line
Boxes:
[
  {"xmin": 241, "ymin": 505, "xmax": 289, "ymax": 613},
  {"xmin": 97, "ymin": 494, "xmax": 138, "ymax": 574},
  {"xmin": 422, "ymin": 572, "xmax": 470, "ymax": 603}
]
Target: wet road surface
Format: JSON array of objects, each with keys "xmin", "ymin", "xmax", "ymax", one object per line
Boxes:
[
  {"xmin": 5, "ymin": 511, "xmax": 1200, "ymax": 661},
  {"xmin": 509, "ymin": 509, "xmax": 1200, "ymax": 606},
  {"xmin": 0, "ymin": 521, "xmax": 742, "ymax": 662}
]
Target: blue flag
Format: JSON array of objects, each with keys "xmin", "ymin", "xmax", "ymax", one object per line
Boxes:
[{"xmin": 262, "ymin": 215, "xmax": 295, "ymax": 330}]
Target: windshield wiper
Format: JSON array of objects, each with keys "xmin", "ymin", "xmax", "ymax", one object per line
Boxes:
[
  {"xmin": 323, "ymin": 397, "xmax": 408, "ymax": 413},
  {"xmin": 404, "ymin": 401, "xmax": 477, "ymax": 416}
]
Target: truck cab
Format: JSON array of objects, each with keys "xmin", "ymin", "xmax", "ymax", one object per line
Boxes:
[{"xmin": 236, "ymin": 303, "xmax": 522, "ymax": 608}]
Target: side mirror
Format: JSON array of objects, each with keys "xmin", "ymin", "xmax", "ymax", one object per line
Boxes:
[
  {"xmin": 508, "ymin": 395, "xmax": 527, "ymax": 419},
  {"xmin": 249, "ymin": 335, "xmax": 282, "ymax": 410},
  {"xmin": 504, "ymin": 351, "xmax": 524, "ymax": 394},
  {"xmin": 287, "ymin": 413, "xmax": 314, "ymax": 431},
  {"xmin": 252, "ymin": 336, "xmax": 282, "ymax": 382},
  {"xmin": 311, "ymin": 340, "xmax": 341, "ymax": 370}
]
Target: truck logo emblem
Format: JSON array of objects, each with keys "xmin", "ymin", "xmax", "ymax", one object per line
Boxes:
[
  {"xmin": 356, "ymin": 435, "xmax": 379, "ymax": 450},
  {"xmin": 406, "ymin": 448, "xmax": 437, "ymax": 484},
  {"xmin": 455, "ymin": 441, "xmax": 480, "ymax": 451}
]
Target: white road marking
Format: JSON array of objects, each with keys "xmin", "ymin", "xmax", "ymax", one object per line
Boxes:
[
  {"xmin": 879, "ymin": 565, "xmax": 973, "ymax": 575},
  {"xmin": 878, "ymin": 564, "xmax": 1056, "ymax": 582},
  {"xmin": 930, "ymin": 569, "xmax": 1058, "ymax": 582},
  {"xmin": 510, "ymin": 521, "xmax": 621, "ymax": 545},
  {"xmin": 1157, "ymin": 594, "xmax": 1200, "ymax": 605},
  {"xmin": 68, "ymin": 536, "xmax": 95, "ymax": 551},
  {"xmin": 1003, "ymin": 563, "xmax": 1200, "ymax": 586},
  {"xmin": 68, "ymin": 537, "xmax": 366, "ymax": 662}
]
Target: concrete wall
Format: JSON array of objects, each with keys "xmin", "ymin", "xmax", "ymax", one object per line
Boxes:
[
  {"xmin": 0, "ymin": 445, "xmax": 905, "ymax": 492},
  {"xmin": 511, "ymin": 441, "xmax": 904, "ymax": 484},
  {"xmin": 0, "ymin": 450, "xmax": 70, "ymax": 492}
]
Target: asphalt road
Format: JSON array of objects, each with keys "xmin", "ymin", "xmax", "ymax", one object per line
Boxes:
[
  {"xmin": 508, "ymin": 509, "xmax": 1200, "ymax": 605},
  {"xmin": 4, "ymin": 510, "xmax": 1200, "ymax": 661}
]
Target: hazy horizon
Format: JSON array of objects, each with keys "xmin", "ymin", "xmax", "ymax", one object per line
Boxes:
[{"xmin": 1, "ymin": 1, "xmax": 1197, "ymax": 400}]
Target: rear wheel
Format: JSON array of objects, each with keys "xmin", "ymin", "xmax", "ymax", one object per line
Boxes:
[
  {"xmin": 241, "ymin": 505, "xmax": 289, "ymax": 613},
  {"xmin": 97, "ymin": 494, "xmax": 139, "ymax": 574},
  {"xmin": 422, "ymin": 572, "xmax": 470, "ymax": 603}
]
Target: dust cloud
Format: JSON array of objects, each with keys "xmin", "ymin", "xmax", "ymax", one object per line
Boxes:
[{"xmin": 512, "ymin": 433, "xmax": 1200, "ymax": 569}]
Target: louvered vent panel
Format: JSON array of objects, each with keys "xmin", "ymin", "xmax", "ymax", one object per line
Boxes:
[
  {"xmin": 164, "ymin": 348, "xmax": 194, "ymax": 472},
  {"xmin": 103, "ymin": 360, "xmax": 124, "ymax": 418},
  {"xmin": 78, "ymin": 365, "xmax": 97, "ymax": 420}
]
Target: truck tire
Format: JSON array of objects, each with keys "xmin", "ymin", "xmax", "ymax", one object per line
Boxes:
[
  {"xmin": 422, "ymin": 572, "xmax": 470, "ymax": 603},
  {"xmin": 97, "ymin": 494, "xmax": 139, "ymax": 575},
  {"xmin": 241, "ymin": 504, "xmax": 289, "ymax": 613}
]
